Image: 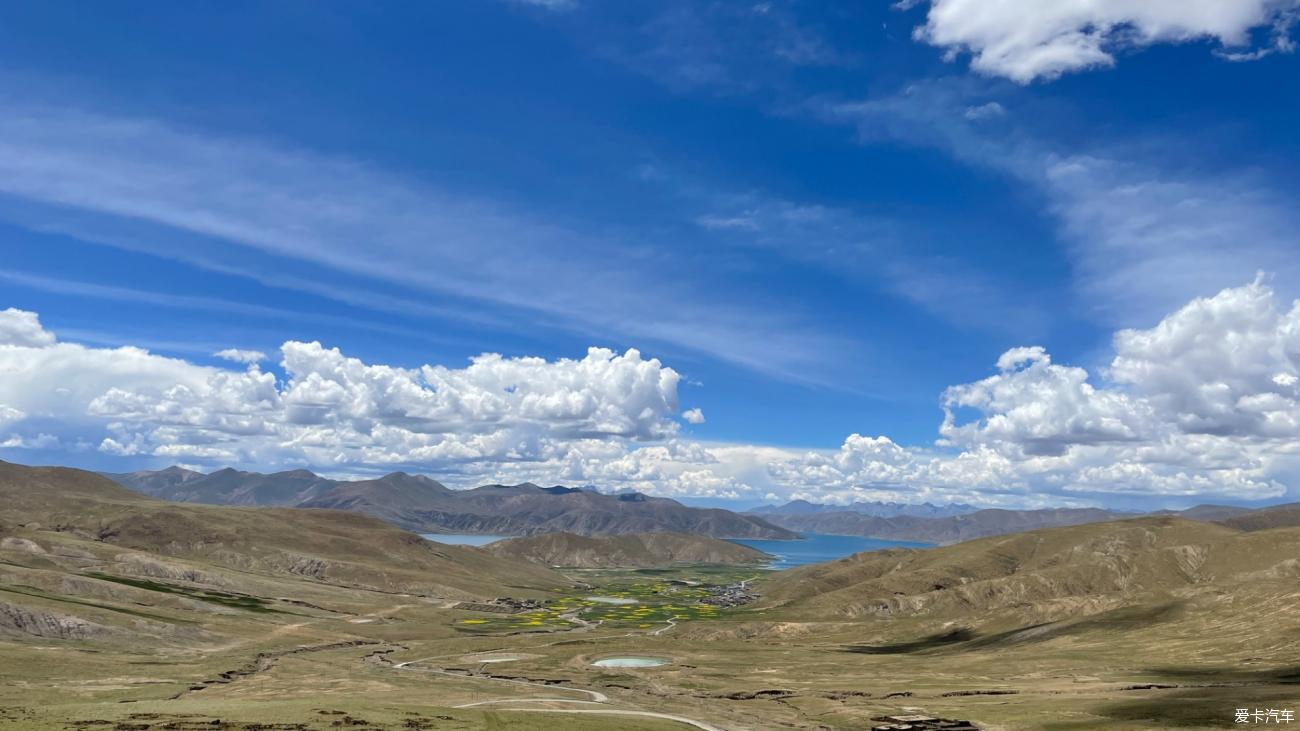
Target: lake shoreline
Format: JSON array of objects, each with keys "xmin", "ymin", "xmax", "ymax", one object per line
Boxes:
[{"xmin": 423, "ymin": 531, "xmax": 932, "ymax": 569}]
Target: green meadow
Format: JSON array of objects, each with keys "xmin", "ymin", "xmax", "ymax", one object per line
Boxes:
[{"xmin": 453, "ymin": 567, "xmax": 754, "ymax": 633}]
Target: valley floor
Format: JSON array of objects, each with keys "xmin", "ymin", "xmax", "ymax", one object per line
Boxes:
[{"xmin": 5, "ymin": 556, "xmax": 1297, "ymax": 730}]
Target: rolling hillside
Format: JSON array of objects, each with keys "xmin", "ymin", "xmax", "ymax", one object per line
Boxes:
[
  {"xmin": 3, "ymin": 460, "xmax": 564, "ymax": 600},
  {"xmin": 753, "ymin": 506, "xmax": 1123, "ymax": 544},
  {"xmin": 484, "ymin": 531, "xmax": 770, "ymax": 568},
  {"xmin": 756, "ymin": 515, "xmax": 1300, "ymax": 621}
]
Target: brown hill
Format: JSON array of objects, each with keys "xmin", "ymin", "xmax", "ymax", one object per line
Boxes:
[
  {"xmin": 99, "ymin": 465, "xmax": 205, "ymax": 496},
  {"xmin": 756, "ymin": 516, "xmax": 1300, "ymax": 622},
  {"xmin": 756, "ymin": 506, "xmax": 1121, "ymax": 544},
  {"xmin": 484, "ymin": 531, "xmax": 770, "ymax": 568},
  {"xmin": 1, "ymin": 460, "xmax": 563, "ymax": 599},
  {"xmin": 1219, "ymin": 502, "xmax": 1300, "ymax": 531},
  {"xmin": 294, "ymin": 471, "xmax": 452, "ymax": 525}
]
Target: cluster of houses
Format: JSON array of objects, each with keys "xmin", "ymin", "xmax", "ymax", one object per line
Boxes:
[
  {"xmin": 453, "ymin": 597, "xmax": 545, "ymax": 614},
  {"xmin": 700, "ymin": 581, "xmax": 755, "ymax": 607}
]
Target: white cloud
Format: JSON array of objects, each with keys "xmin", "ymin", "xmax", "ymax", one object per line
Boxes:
[
  {"xmin": 820, "ymin": 79, "xmax": 1300, "ymax": 330},
  {"xmin": 941, "ymin": 345, "xmax": 1149, "ymax": 456},
  {"xmin": 1108, "ymin": 277, "xmax": 1300, "ymax": 438},
  {"xmin": 910, "ymin": 0, "xmax": 1300, "ymax": 83},
  {"xmin": 766, "ymin": 280, "xmax": 1300, "ymax": 504},
  {"xmin": 214, "ymin": 348, "xmax": 267, "ymax": 364},
  {"xmin": 0, "ymin": 308, "xmax": 56, "ymax": 347},
  {"xmin": 0, "ymin": 405, "xmax": 24, "ymax": 425},
  {"xmin": 695, "ymin": 213, "xmax": 761, "ymax": 231},
  {"xmin": 0, "ymin": 310, "xmax": 685, "ymax": 481},
  {"xmin": 0, "ymin": 433, "xmax": 59, "ymax": 450},
  {"xmin": 5, "ymin": 281, "xmax": 1300, "ymax": 506},
  {"xmin": 1042, "ymin": 155, "xmax": 1300, "ymax": 327},
  {"xmin": 962, "ymin": 101, "xmax": 1005, "ymax": 121},
  {"xmin": 682, "ymin": 407, "xmax": 706, "ymax": 424}
]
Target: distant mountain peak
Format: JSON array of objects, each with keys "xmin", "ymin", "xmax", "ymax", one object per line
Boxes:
[
  {"xmin": 157, "ymin": 465, "xmax": 203, "ymax": 476},
  {"xmin": 272, "ymin": 468, "xmax": 320, "ymax": 479}
]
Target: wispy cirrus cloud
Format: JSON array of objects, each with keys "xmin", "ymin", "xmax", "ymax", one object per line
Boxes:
[
  {"xmin": 0, "ymin": 269, "xmax": 476, "ymax": 349},
  {"xmin": 814, "ymin": 78, "xmax": 1300, "ymax": 328},
  {"xmin": 0, "ymin": 99, "xmax": 853, "ymax": 385},
  {"xmin": 641, "ymin": 162, "xmax": 1050, "ymax": 338},
  {"xmin": 584, "ymin": 2, "xmax": 853, "ymax": 95},
  {"xmin": 510, "ymin": 0, "xmax": 577, "ymax": 11}
]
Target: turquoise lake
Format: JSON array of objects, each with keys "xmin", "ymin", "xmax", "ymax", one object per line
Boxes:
[
  {"xmin": 728, "ymin": 532, "xmax": 932, "ymax": 569},
  {"xmin": 422, "ymin": 531, "xmax": 931, "ymax": 569}
]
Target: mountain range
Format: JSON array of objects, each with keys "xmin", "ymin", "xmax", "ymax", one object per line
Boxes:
[
  {"xmin": 746, "ymin": 502, "xmax": 1275, "ymax": 545},
  {"xmin": 750, "ymin": 498, "xmax": 978, "ymax": 519},
  {"xmin": 103, "ymin": 466, "xmax": 797, "ymax": 539},
  {"xmin": 1, "ymin": 460, "xmax": 564, "ymax": 602}
]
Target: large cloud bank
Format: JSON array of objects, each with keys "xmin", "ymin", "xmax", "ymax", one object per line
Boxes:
[
  {"xmin": 0, "ymin": 313, "xmax": 691, "ymax": 484},
  {"xmin": 4, "ymin": 279, "xmax": 1300, "ymax": 505},
  {"xmin": 770, "ymin": 279, "xmax": 1300, "ymax": 504}
]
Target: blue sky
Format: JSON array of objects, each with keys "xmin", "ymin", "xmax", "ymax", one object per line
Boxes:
[{"xmin": 3, "ymin": 1, "xmax": 1300, "ymax": 510}]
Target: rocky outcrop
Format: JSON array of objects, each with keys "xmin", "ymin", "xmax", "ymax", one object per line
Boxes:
[
  {"xmin": 0, "ymin": 537, "xmax": 46, "ymax": 554},
  {"xmin": 0, "ymin": 600, "xmax": 112, "ymax": 640},
  {"xmin": 111, "ymin": 554, "xmax": 229, "ymax": 587}
]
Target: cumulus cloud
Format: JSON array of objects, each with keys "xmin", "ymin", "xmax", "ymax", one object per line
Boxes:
[
  {"xmin": 767, "ymin": 279, "xmax": 1300, "ymax": 504},
  {"xmin": 0, "ymin": 405, "xmax": 24, "ymax": 425},
  {"xmin": 5, "ymin": 280, "xmax": 1300, "ymax": 506},
  {"xmin": 0, "ymin": 433, "xmax": 59, "ymax": 450},
  {"xmin": 941, "ymin": 345, "xmax": 1149, "ymax": 456},
  {"xmin": 0, "ymin": 308, "xmax": 56, "ymax": 347},
  {"xmin": 909, "ymin": 0, "xmax": 1300, "ymax": 82},
  {"xmin": 214, "ymin": 348, "xmax": 267, "ymax": 364},
  {"xmin": 1109, "ymin": 276, "xmax": 1300, "ymax": 438},
  {"xmin": 0, "ymin": 310, "xmax": 686, "ymax": 482}
]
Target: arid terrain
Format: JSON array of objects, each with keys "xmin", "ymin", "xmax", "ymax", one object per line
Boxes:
[{"xmin": 3, "ymin": 460, "xmax": 1299, "ymax": 730}]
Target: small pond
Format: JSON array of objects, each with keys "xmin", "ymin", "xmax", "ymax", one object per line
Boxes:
[
  {"xmin": 421, "ymin": 533, "xmax": 512, "ymax": 547},
  {"xmin": 592, "ymin": 657, "xmax": 670, "ymax": 668}
]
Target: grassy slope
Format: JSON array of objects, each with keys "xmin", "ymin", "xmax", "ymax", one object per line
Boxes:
[
  {"xmin": 0, "ymin": 460, "xmax": 564, "ymax": 599},
  {"xmin": 757, "ymin": 516, "xmax": 1300, "ymax": 621}
]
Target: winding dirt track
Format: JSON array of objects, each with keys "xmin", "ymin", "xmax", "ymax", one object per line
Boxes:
[
  {"xmin": 495, "ymin": 707, "xmax": 730, "ymax": 730},
  {"xmin": 391, "ymin": 657, "xmax": 731, "ymax": 731}
]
